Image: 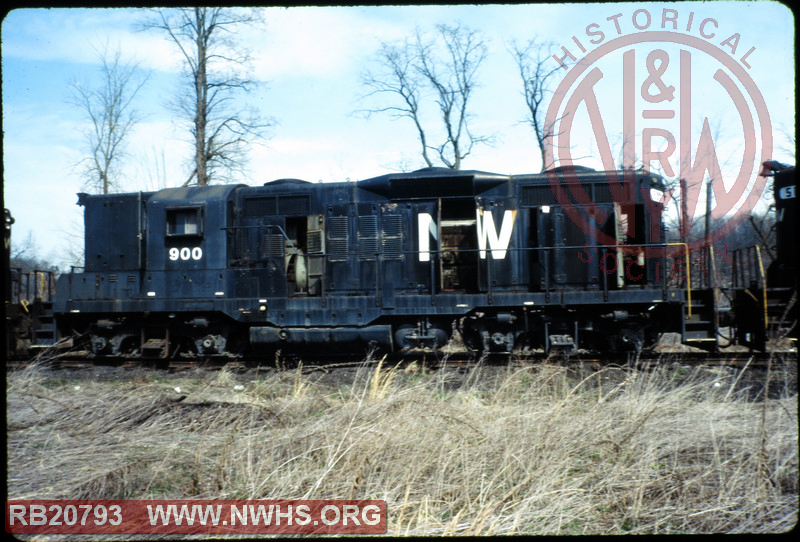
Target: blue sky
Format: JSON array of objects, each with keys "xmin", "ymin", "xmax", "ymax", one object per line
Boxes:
[{"xmin": 2, "ymin": 3, "xmax": 795, "ymax": 266}]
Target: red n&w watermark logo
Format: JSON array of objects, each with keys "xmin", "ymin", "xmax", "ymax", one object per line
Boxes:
[{"xmin": 544, "ymin": 7, "xmax": 772, "ymax": 259}]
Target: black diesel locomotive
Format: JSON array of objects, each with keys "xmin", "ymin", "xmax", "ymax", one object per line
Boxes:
[{"xmin": 50, "ymin": 165, "xmax": 795, "ymax": 360}]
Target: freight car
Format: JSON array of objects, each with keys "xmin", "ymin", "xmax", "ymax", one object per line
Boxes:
[
  {"xmin": 49, "ymin": 165, "xmax": 793, "ymax": 360},
  {"xmin": 4, "ymin": 209, "xmax": 58, "ymax": 358}
]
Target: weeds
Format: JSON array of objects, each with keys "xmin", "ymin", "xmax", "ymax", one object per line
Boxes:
[{"xmin": 6, "ymin": 360, "xmax": 797, "ymax": 534}]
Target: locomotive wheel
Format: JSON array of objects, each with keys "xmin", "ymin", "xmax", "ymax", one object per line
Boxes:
[
  {"xmin": 611, "ymin": 327, "xmax": 645, "ymax": 353},
  {"xmin": 394, "ymin": 324, "xmax": 449, "ymax": 351},
  {"xmin": 427, "ymin": 327, "xmax": 450, "ymax": 349},
  {"xmin": 459, "ymin": 316, "xmax": 520, "ymax": 354},
  {"xmin": 394, "ymin": 325, "xmax": 417, "ymax": 351}
]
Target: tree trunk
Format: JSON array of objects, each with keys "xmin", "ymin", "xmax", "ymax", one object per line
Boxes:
[{"xmin": 194, "ymin": 9, "xmax": 208, "ymax": 186}]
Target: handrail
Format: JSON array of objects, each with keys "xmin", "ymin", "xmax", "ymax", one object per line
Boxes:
[
  {"xmin": 34, "ymin": 271, "xmax": 48, "ymax": 300},
  {"xmin": 755, "ymin": 245, "xmax": 768, "ymax": 328},
  {"xmin": 10, "ymin": 268, "xmax": 57, "ymax": 304},
  {"xmin": 668, "ymin": 243, "xmax": 691, "ymax": 316},
  {"xmin": 709, "ymin": 242, "xmax": 720, "ymax": 331}
]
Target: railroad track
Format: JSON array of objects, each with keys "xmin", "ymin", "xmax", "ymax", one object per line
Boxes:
[
  {"xmin": 9, "ymin": 347, "xmax": 796, "ymax": 373},
  {"xmin": 9, "ymin": 349, "xmax": 795, "ymax": 404}
]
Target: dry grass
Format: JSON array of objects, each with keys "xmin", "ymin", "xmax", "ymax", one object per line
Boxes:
[{"xmin": 6, "ymin": 357, "xmax": 798, "ymax": 535}]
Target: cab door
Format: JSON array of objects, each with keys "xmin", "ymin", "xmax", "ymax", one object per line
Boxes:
[{"xmin": 438, "ymin": 197, "xmax": 479, "ymax": 292}]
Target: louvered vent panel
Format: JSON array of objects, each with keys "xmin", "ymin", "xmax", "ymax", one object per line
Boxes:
[
  {"xmin": 358, "ymin": 216, "xmax": 379, "ymax": 260},
  {"xmin": 593, "ymin": 183, "xmax": 613, "ymax": 202},
  {"xmin": 382, "ymin": 215, "xmax": 403, "ymax": 259},
  {"xmin": 279, "ymin": 195, "xmax": 310, "ymax": 215},
  {"xmin": 327, "ymin": 216, "xmax": 349, "ymax": 261},
  {"xmin": 521, "ymin": 186, "xmax": 557, "ymax": 206},
  {"xmin": 307, "ymin": 230, "xmax": 324, "ymax": 254},
  {"xmin": 264, "ymin": 234, "xmax": 285, "ymax": 258},
  {"xmin": 244, "ymin": 197, "xmax": 277, "ymax": 216}
]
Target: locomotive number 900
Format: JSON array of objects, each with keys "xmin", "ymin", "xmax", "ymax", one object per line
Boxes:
[{"xmin": 169, "ymin": 247, "xmax": 203, "ymax": 261}]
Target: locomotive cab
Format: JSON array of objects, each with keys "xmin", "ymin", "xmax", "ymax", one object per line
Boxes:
[{"xmin": 145, "ymin": 185, "xmax": 240, "ymax": 299}]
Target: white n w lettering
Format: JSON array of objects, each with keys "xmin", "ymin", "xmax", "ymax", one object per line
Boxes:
[{"xmin": 476, "ymin": 209, "xmax": 516, "ymax": 259}]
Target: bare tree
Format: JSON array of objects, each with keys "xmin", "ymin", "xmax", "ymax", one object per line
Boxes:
[
  {"xmin": 68, "ymin": 43, "xmax": 148, "ymax": 194},
  {"xmin": 9, "ymin": 230, "xmax": 61, "ymax": 273},
  {"xmin": 510, "ymin": 39, "xmax": 564, "ymax": 172},
  {"xmin": 361, "ymin": 39, "xmax": 432, "ymax": 168},
  {"xmin": 132, "ymin": 145, "xmax": 170, "ymax": 192},
  {"xmin": 360, "ymin": 24, "xmax": 492, "ymax": 170},
  {"xmin": 746, "ymin": 210, "xmax": 776, "ymax": 260},
  {"xmin": 143, "ymin": 7, "xmax": 271, "ymax": 186}
]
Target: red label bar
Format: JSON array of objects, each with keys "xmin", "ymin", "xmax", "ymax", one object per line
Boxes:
[{"xmin": 5, "ymin": 500, "xmax": 387, "ymax": 534}]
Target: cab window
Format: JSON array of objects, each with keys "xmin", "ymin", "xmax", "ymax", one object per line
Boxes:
[{"xmin": 166, "ymin": 207, "xmax": 203, "ymax": 237}]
